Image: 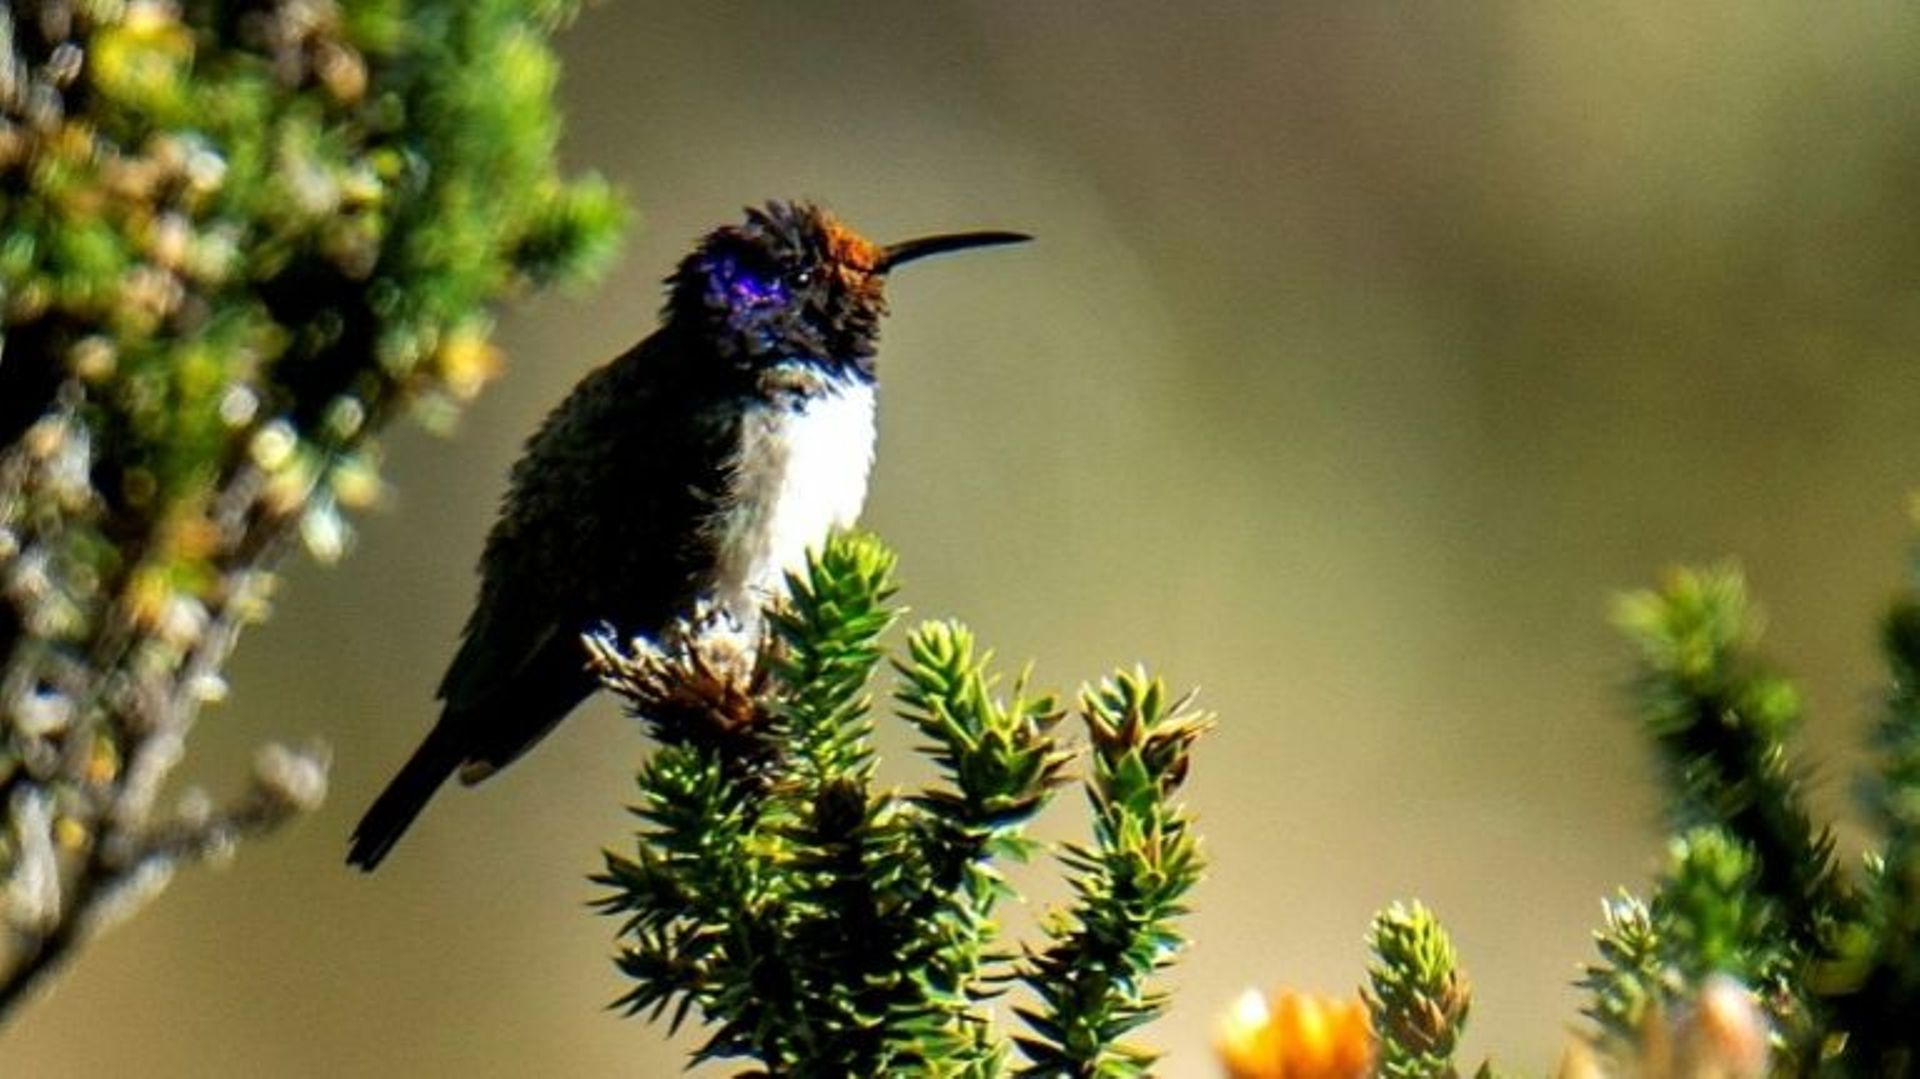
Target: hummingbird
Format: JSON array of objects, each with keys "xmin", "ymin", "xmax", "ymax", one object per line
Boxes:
[{"xmin": 347, "ymin": 201, "xmax": 1029, "ymax": 870}]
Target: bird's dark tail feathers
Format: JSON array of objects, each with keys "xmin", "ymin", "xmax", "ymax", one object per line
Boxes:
[{"xmin": 347, "ymin": 723, "xmax": 464, "ymax": 871}]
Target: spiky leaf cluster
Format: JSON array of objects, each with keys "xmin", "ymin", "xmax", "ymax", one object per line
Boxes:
[
  {"xmin": 1582, "ymin": 560, "xmax": 1920, "ymax": 1071},
  {"xmin": 895, "ymin": 622, "xmax": 1071, "ymax": 850},
  {"xmin": 1597, "ymin": 569, "xmax": 1838, "ymax": 1063},
  {"xmin": 770, "ymin": 526, "xmax": 900, "ymax": 783},
  {"xmin": 1581, "ymin": 892, "xmax": 1666, "ymax": 1054},
  {"xmin": 1365, "ymin": 901, "xmax": 1471, "ymax": 1079},
  {"xmin": 1611, "ymin": 568, "xmax": 1857, "ymax": 962},
  {"xmin": 595, "ymin": 532, "xmax": 1196, "ymax": 1075},
  {"xmin": 1013, "ymin": 669, "xmax": 1211, "ymax": 1078},
  {"xmin": 1578, "ymin": 828, "xmax": 1794, "ymax": 1053}
]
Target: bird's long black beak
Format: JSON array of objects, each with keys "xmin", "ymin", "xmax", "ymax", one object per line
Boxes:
[{"xmin": 878, "ymin": 230, "xmax": 1032, "ymax": 272}]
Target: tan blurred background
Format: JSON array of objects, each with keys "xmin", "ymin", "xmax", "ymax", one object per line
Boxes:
[{"xmin": 13, "ymin": 1, "xmax": 1920, "ymax": 1074}]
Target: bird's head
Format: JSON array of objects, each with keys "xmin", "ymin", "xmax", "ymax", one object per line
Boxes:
[{"xmin": 667, "ymin": 201, "xmax": 1028, "ymax": 381}]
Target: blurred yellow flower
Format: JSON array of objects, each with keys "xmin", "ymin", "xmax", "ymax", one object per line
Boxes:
[
  {"xmin": 437, "ymin": 325, "xmax": 505, "ymax": 401},
  {"xmin": 1218, "ymin": 987, "xmax": 1374, "ymax": 1079}
]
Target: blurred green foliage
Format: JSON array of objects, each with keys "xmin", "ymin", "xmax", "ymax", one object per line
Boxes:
[
  {"xmin": 1, "ymin": 0, "xmax": 621, "ymax": 1018},
  {"xmin": 2, "ymin": 0, "xmax": 623, "ymax": 642}
]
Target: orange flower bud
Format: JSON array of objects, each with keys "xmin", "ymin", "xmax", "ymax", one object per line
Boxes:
[{"xmin": 1218, "ymin": 987, "xmax": 1374, "ymax": 1079}]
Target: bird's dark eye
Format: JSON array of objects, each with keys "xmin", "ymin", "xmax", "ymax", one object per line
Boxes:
[{"xmin": 789, "ymin": 268, "xmax": 813, "ymax": 288}]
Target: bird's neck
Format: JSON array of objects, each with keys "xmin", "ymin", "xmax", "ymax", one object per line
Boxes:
[{"xmin": 751, "ymin": 355, "xmax": 871, "ymax": 410}]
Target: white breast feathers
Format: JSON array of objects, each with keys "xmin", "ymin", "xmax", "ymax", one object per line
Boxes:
[{"xmin": 709, "ymin": 376, "xmax": 876, "ymax": 631}]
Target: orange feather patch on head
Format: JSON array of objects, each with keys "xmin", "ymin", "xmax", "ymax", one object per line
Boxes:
[
  {"xmin": 819, "ymin": 217, "xmax": 889, "ymax": 314},
  {"xmin": 820, "ymin": 216, "xmax": 883, "ymax": 273}
]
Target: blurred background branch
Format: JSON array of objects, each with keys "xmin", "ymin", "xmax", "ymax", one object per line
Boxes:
[{"xmin": 0, "ymin": 0, "xmax": 622, "ymax": 1021}]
